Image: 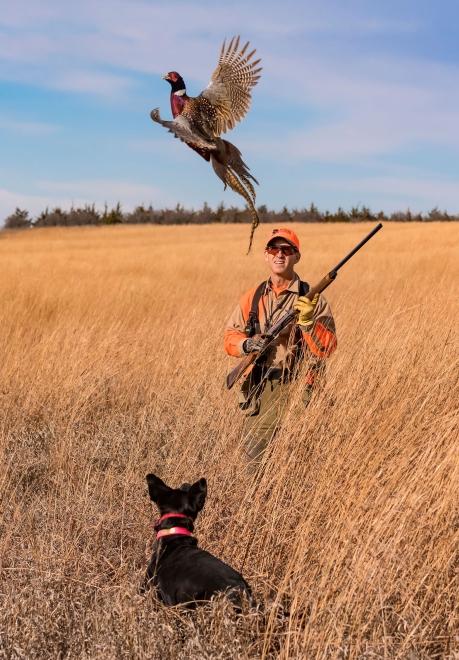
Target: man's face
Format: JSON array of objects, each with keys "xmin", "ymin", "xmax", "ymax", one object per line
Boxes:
[{"xmin": 264, "ymin": 239, "xmax": 300, "ymax": 276}]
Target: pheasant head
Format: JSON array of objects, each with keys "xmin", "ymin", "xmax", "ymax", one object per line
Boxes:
[{"xmin": 162, "ymin": 71, "xmax": 186, "ymax": 93}]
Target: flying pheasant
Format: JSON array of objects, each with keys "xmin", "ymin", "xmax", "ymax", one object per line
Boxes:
[{"xmin": 151, "ymin": 36, "xmax": 262, "ymax": 252}]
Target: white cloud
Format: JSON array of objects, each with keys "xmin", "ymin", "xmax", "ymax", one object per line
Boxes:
[
  {"xmin": 0, "ymin": 1, "xmax": 424, "ymax": 89},
  {"xmin": 0, "ymin": 180, "xmax": 173, "ymax": 223},
  {"xmin": 36, "ymin": 178, "xmax": 170, "ymax": 205},
  {"xmin": 243, "ymin": 47, "xmax": 459, "ymax": 163},
  {"xmin": 312, "ymin": 174, "xmax": 459, "ymax": 212},
  {"xmin": 0, "ymin": 2, "xmax": 59, "ymax": 28},
  {"xmin": 0, "ymin": 115, "xmax": 59, "ymax": 135},
  {"xmin": 52, "ymin": 69, "xmax": 135, "ymax": 97},
  {"xmin": 0, "ymin": 188, "xmax": 59, "ymax": 222}
]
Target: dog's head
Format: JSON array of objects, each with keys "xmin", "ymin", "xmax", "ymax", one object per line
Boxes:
[{"xmin": 146, "ymin": 473, "xmax": 207, "ymax": 520}]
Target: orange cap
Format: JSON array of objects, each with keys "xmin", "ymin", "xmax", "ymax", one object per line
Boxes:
[{"xmin": 266, "ymin": 227, "xmax": 300, "ymax": 251}]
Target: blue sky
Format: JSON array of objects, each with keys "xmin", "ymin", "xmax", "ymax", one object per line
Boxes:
[{"xmin": 1, "ymin": 0, "xmax": 458, "ymax": 221}]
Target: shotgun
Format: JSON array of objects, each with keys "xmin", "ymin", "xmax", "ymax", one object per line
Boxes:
[{"xmin": 226, "ymin": 222, "xmax": 383, "ymax": 390}]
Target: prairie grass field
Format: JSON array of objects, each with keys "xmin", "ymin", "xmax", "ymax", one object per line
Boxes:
[{"xmin": 0, "ymin": 222, "xmax": 458, "ymax": 659}]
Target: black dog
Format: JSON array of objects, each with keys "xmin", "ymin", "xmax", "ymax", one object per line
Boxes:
[{"xmin": 141, "ymin": 473, "xmax": 252, "ymax": 607}]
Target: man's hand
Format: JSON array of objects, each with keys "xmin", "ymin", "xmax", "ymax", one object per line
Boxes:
[
  {"xmin": 293, "ymin": 293, "xmax": 319, "ymax": 329},
  {"xmin": 242, "ymin": 334, "xmax": 267, "ymax": 354}
]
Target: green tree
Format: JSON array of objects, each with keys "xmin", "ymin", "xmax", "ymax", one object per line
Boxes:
[
  {"xmin": 4, "ymin": 208, "xmax": 31, "ymax": 229},
  {"xmin": 103, "ymin": 202, "xmax": 123, "ymax": 225}
]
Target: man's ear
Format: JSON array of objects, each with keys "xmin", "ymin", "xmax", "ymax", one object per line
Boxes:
[
  {"xmin": 188, "ymin": 478, "xmax": 207, "ymax": 513},
  {"xmin": 146, "ymin": 473, "xmax": 170, "ymax": 503},
  {"xmin": 295, "ymin": 251, "xmax": 301, "ymax": 264}
]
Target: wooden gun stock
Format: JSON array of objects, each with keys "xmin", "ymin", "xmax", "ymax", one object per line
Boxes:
[
  {"xmin": 226, "ymin": 352, "xmax": 257, "ymax": 390},
  {"xmin": 225, "ymin": 223, "xmax": 383, "ymax": 390}
]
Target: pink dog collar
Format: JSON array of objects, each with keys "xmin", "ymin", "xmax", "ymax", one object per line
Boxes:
[{"xmin": 156, "ymin": 526, "xmax": 193, "ymax": 539}]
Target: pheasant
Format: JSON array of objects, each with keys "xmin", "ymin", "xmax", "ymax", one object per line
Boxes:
[{"xmin": 151, "ymin": 36, "xmax": 262, "ymax": 252}]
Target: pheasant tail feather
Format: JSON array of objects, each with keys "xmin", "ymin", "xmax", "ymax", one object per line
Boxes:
[
  {"xmin": 224, "ymin": 168, "xmax": 260, "ymax": 254},
  {"xmin": 210, "ymin": 140, "xmax": 260, "ymax": 253}
]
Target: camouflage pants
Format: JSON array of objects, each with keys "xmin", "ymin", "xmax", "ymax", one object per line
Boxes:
[{"xmin": 242, "ymin": 377, "xmax": 289, "ymax": 466}]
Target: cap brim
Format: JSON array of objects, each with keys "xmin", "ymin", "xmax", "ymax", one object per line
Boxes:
[{"xmin": 266, "ymin": 237, "xmax": 298, "ymax": 250}]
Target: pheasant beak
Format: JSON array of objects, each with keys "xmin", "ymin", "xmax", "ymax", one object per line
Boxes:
[{"xmin": 162, "ymin": 73, "xmax": 170, "ymax": 80}]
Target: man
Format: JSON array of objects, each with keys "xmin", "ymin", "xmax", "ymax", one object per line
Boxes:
[{"xmin": 224, "ymin": 227, "xmax": 337, "ymax": 465}]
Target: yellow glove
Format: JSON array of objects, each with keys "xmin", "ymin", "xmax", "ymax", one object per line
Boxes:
[{"xmin": 293, "ymin": 293, "xmax": 319, "ymax": 329}]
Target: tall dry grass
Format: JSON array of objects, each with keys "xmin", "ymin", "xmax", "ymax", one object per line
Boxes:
[{"xmin": 0, "ymin": 222, "xmax": 458, "ymax": 659}]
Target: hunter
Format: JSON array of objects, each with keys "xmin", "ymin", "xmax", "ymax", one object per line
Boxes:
[{"xmin": 224, "ymin": 227, "xmax": 337, "ymax": 465}]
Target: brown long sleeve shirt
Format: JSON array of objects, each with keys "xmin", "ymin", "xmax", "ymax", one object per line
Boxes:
[{"xmin": 224, "ymin": 275, "xmax": 337, "ymax": 380}]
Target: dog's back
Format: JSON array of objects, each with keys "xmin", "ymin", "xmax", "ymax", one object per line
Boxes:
[{"xmin": 150, "ymin": 540, "xmax": 251, "ymax": 606}]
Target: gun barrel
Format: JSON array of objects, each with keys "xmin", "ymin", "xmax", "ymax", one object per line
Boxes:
[
  {"xmin": 332, "ymin": 223, "xmax": 383, "ymax": 274},
  {"xmin": 265, "ymin": 308, "xmax": 296, "ymax": 339}
]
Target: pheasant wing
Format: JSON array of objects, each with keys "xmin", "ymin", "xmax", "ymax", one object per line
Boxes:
[
  {"xmin": 200, "ymin": 36, "xmax": 262, "ymax": 137},
  {"xmin": 150, "ymin": 108, "xmax": 216, "ymax": 150}
]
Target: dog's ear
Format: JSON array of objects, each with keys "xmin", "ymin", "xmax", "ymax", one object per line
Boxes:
[
  {"xmin": 180, "ymin": 482, "xmax": 192, "ymax": 492},
  {"xmin": 188, "ymin": 478, "xmax": 207, "ymax": 513},
  {"xmin": 146, "ymin": 473, "xmax": 170, "ymax": 503}
]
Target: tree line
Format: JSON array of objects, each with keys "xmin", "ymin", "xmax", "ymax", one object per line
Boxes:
[{"xmin": 3, "ymin": 202, "xmax": 458, "ymax": 230}]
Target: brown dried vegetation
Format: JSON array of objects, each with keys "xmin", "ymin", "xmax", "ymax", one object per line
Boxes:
[{"xmin": 0, "ymin": 223, "xmax": 458, "ymax": 658}]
